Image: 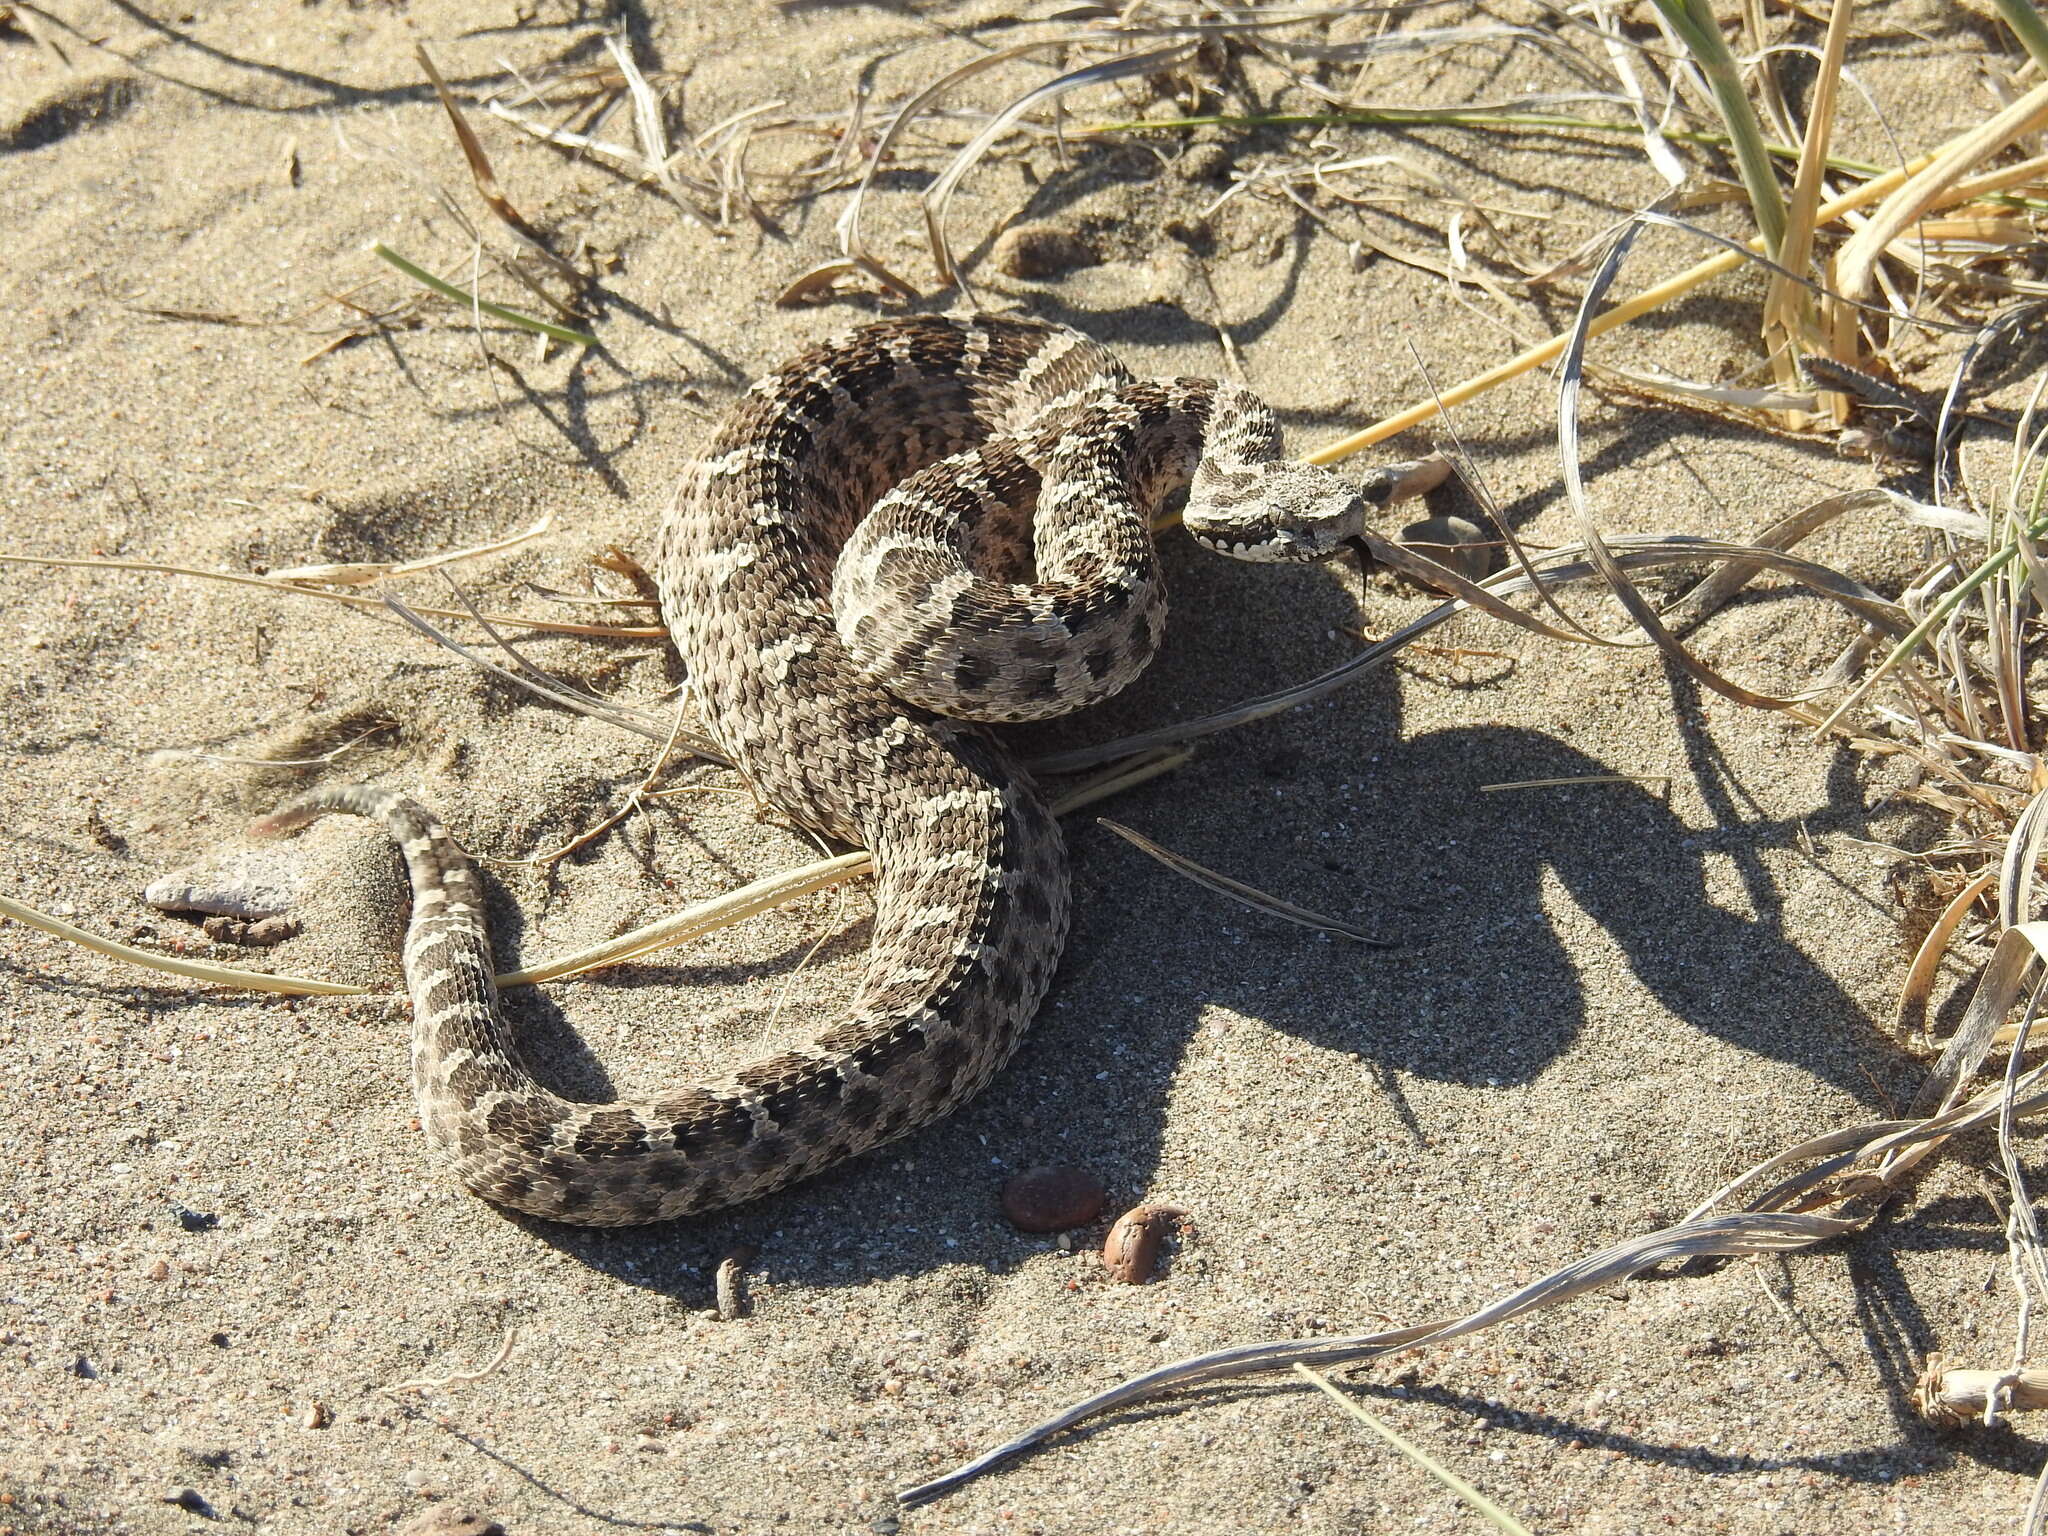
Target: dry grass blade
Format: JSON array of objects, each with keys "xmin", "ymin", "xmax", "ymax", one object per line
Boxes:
[
  {"xmin": 776, "ymin": 254, "xmax": 921, "ymax": 307},
  {"xmin": 0, "ymin": 552, "xmax": 661, "ymax": 638},
  {"xmin": 1763, "ymin": 0, "xmax": 1853, "ymax": 422},
  {"xmin": 1593, "ymin": 363, "xmax": 1816, "ymax": 414},
  {"xmin": 268, "ymin": 511, "xmax": 554, "ymax": 587},
  {"xmin": 834, "ymin": 39, "xmax": 1065, "ymax": 294},
  {"xmin": 382, "ymin": 1326, "xmax": 519, "ymax": 1397},
  {"xmin": 1480, "ymin": 774, "xmax": 1670, "ymax": 793},
  {"xmin": 1656, "ymin": 489, "xmax": 1902, "ymax": 630},
  {"xmin": 1293, "ymin": 1366, "xmax": 1534, "ymax": 1536},
  {"xmin": 482, "ymin": 101, "xmax": 651, "ymax": 181},
  {"xmin": 1097, "ymin": 819, "xmax": 1391, "ymax": 946},
  {"xmin": 0, "ymin": 893, "xmax": 363, "ymax": 997},
  {"xmin": 1904, "ymin": 914, "xmax": 2048, "ymax": 1130},
  {"xmin": 1365, "ymin": 525, "xmax": 1623, "ymax": 649},
  {"xmin": 1830, "ymin": 78, "xmax": 2048, "ymax": 336},
  {"xmin": 1555, "ymin": 210, "xmax": 1875, "ymax": 719},
  {"xmin": 1996, "ymin": 787, "xmax": 2048, "ymax": 930},
  {"xmin": 380, "ymin": 590, "xmax": 695, "ymax": 749},
  {"xmin": 1895, "ymin": 867, "xmax": 1998, "ymax": 1047},
  {"xmin": 605, "ymin": 32, "xmax": 712, "ymax": 229},
  {"xmin": 416, "ymin": 44, "xmax": 584, "ymax": 291},
  {"xmin": 498, "ymin": 852, "xmax": 873, "ymax": 986}
]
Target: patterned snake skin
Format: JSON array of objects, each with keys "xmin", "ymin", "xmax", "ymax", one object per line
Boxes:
[{"xmin": 257, "ymin": 316, "xmax": 1381, "ymax": 1226}]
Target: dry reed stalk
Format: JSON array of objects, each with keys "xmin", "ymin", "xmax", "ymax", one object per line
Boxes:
[
  {"xmin": 0, "ymin": 553, "xmax": 660, "ymax": 639},
  {"xmin": 1762, "ymin": 0, "xmax": 1854, "ymax": 427},
  {"xmin": 1828, "ymin": 78, "xmax": 2048, "ymax": 356}
]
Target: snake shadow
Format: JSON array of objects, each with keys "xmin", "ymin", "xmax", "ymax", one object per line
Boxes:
[{"xmin": 518, "ymin": 522, "xmax": 1924, "ymax": 1308}]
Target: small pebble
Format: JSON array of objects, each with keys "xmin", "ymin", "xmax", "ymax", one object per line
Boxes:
[
  {"xmin": 300, "ymin": 1400, "xmax": 331, "ymax": 1429},
  {"xmin": 202, "ymin": 913, "xmax": 302, "ymax": 946},
  {"xmin": 1001, "ymin": 1167, "xmax": 1106, "ymax": 1232},
  {"xmin": 990, "ymin": 223, "xmax": 1096, "ymax": 279},
  {"xmin": 1399, "ymin": 514, "xmax": 1497, "ymax": 586},
  {"xmin": 1102, "ymin": 1203, "xmax": 1187, "ymax": 1284}
]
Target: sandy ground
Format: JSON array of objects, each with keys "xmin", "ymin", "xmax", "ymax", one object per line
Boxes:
[{"xmin": 0, "ymin": 1, "xmax": 2038, "ymax": 1532}]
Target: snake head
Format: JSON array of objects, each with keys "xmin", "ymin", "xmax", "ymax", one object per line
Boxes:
[{"xmin": 1183, "ymin": 460, "xmax": 1371, "ymax": 563}]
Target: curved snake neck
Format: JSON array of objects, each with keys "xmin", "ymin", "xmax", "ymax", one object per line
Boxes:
[{"xmin": 263, "ymin": 315, "xmax": 1369, "ymax": 1226}]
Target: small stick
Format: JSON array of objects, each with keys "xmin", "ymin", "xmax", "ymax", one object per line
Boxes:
[
  {"xmin": 715, "ymin": 1245, "xmax": 759, "ymax": 1322},
  {"xmin": 1479, "ymin": 774, "xmax": 1670, "ymax": 794}
]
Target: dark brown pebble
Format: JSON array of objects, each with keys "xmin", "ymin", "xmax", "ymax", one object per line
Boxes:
[
  {"xmin": 990, "ymin": 223, "xmax": 1096, "ymax": 279},
  {"xmin": 1001, "ymin": 1166, "xmax": 1106, "ymax": 1232},
  {"xmin": 1102, "ymin": 1203, "xmax": 1187, "ymax": 1283},
  {"xmin": 200, "ymin": 913, "xmax": 301, "ymax": 946},
  {"xmin": 1399, "ymin": 514, "xmax": 1496, "ymax": 586}
]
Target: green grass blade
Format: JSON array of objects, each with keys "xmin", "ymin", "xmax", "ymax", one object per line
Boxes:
[
  {"xmin": 1993, "ymin": 0, "xmax": 2048, "ymax": 70},
  {"xmin": 372, "ymin": 244, "xmax": 598, "ymax": 348},
  {"xmin": 1645, "ymin": 0, "xmax": 1786, "ymax": 255}
]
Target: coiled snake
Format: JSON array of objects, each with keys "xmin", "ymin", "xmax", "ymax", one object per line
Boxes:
[{"xmin": 255, "ymin": 316, "xmax": 1381, "ymax": 1225}]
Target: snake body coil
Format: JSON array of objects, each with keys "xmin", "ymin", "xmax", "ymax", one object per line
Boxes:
[{"xmin": 264, "ymin": 316, "xmax": 1373, "ymax": 1225}]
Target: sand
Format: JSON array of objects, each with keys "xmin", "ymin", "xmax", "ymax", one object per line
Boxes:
[{"xmin": 0, "ymin": 1, "xmax": 2034, "ymax": 1532}]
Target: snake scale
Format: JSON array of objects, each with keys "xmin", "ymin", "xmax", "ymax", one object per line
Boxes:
[{"xmin": 256, "ymin": 315, "xmax": 1381, "ymax": 1226}]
